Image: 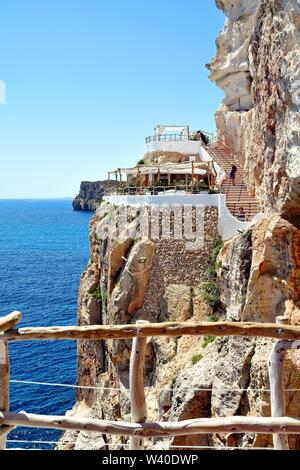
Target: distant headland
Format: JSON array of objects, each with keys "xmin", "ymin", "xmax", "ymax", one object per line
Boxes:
[{"xmin": 72, "ymin": 181, "xmax": 108, "ymax": 211}]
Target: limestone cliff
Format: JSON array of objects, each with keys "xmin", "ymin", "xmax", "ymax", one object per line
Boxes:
[
  {"xmin": 199, "ymin": 0, "xmax": 300, "ymax": 449},
  {"xmin": 208, "ymin": 0, "xmax": 300, "ymax": 220},
  {"xmin": 58, "ymin": 202, "xmax": 224, "ymax": 450},
  {"xmin": 59, "ymin": 0, "xmax": 300, "ymax": 451},
  {"xmin": 73, "ymin": 181, "xmax": 107, "ymax": 211}
]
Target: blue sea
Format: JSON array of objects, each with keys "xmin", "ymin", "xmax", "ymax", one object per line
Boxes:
[{"xmin": 0, "ymin": 199, "xmax": 92, "ymax": 449}]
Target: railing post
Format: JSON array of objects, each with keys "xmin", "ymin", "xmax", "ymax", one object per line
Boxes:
[
  {"xmin": 268, "ymin": 340, "xmax": 289, "ymax": 450},
  {"xmin": 129, "ymin": 320, "xmax": 149, "ymax": 450},
  {"xmin": 268, "ymin": 316, "xmax": 293, "ymax": 451},
  {"xmin": 0, "ymin": 312, "xmax": 22, "ymax": 450},
  {"xmin": 0, "ymin": 342, "xmax": 10, "ymax": 451}
]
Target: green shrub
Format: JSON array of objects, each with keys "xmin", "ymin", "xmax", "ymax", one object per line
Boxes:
[
  {"xmin": 175, "ymin": 185, "xmax": 187, "ymax": 191},
  {"xmin": 208, "ymin": 239, "xmax": 223, "ymax": 276},
  {"xmin": 93, "ymin": 285, "xmax": 102, "ymax": 304},
  {"xmin": 202, "ymin": 281, "xmax": 221, "ymax": 311},
  {"xmin": 191, "ymin": 354, "xmax": 203, "ymax": 365},
  {"xmin": 202, "ymin": 336, "xmax": 215, "ymax": 348},
  {"xmin": 208, "ymin": 314, "xmax": 218, "ymax": 323},
  {"xmin": 138, "ymin": 158, "xmax": 145, "ymax": 165}
]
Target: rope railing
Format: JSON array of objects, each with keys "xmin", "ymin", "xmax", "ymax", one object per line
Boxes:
[
  {"xmin": 1, "ymin": 312, "xmax": 300, "ymax": 451},
  {"xmin": 9, "ymin": 379, "xmax": 300, "ymax": 394},
  {"xmin": 5, "ymin": 440, "xmax": 275, "ymax": 451}
]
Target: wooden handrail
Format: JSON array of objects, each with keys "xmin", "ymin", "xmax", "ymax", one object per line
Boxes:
[
  {"xmin": 0, "ymin": 312, "xmax": 22, "ymax": 332},
  {"xmin": 1, "ymin": 321, "xmax": 300, "ymax": 342},
  {"xmin": 1, "ymin": 412, "xmax": 300, "ymax": 438},
  {"xmin": 1, "ymin": 313, "xmax": 300, "ymax": 450}
]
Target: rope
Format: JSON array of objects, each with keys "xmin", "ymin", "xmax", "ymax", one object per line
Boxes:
[
  {"xmin": 10, "ymin": 379, "xmax": 122, "ymax": 392},
  {"xmin": 169, "ymin": 445, "xmax": 274, "ymax": 451},
  {"xmin": 7, "ymin": 440, "xmax": 57, "ymax": 445},
  {"xmin": 6, "ymin": 440, "xmax": 274, "ymax": 451},
  {"xmin": 10, "ymin": 379, "xmax": 300, "ymax": 393}
]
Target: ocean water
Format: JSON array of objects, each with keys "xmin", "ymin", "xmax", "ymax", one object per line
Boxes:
[{"xmin": 0, "ymin": 199, "xmax": 92, "ymax": 449}]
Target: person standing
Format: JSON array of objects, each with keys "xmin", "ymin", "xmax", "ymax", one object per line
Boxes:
[
  {"xmin": 229, "ymin": 161, "xmax": 238, "ymax": 186},
  {"xmin": 237, "ymin": 207, "xmax": 246, "ymax": 221}
]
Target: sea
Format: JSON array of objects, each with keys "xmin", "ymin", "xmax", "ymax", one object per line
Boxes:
[{"xmin": 0, "ymin": 199, "xmax": 92, "ymax": 449}]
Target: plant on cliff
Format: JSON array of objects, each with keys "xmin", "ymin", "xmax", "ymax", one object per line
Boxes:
[
  {"xmin": 209, "ymin": 239, "xmax": 223, "ymax": 269},
  {"xmin": 208, "ymin": 314, "xmax": 218, "ymax": 322},
  {"xmin": 202, "ymin": 238, "xmax": 223, "ymax": 312},
  {"xmin": 202, "ymin": 336, "xmax": 215, "ymax": 349},
  {"xmin": 191, "ymin": 354, "xmax": 203, "ymax": 365},
  {"xmin": 202, "ymin": 281, "xmax": 221, "ymax": 311},
  {"xmin": 93, "ymin": 285, "xmax": 102, "ymax": 304},
  {"xmin": 93, "ymin": 284, "xmax": 108, "ymax": 310},
  {"xmin": 138, "ymin": 158, "xmax": 145, "ymax": 165}
]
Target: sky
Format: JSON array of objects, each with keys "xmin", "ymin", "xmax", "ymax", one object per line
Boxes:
[{"xmin": 0, "ymin": 0, "xmax": 225, "ymax": 198}]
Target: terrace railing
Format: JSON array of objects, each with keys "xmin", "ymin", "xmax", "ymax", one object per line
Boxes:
[
  {"xmin": 108, "ymin": 185, "xmax": 217, "ymax": 197},
  {"xmin": 145, "ymin": 131, "xmax": 215, "ymax": 145},
  {"xmin": 0, "ymin": 312, "xmax": 300, "ymax": 450}
]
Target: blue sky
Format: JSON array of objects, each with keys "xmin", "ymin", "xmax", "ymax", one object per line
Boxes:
[{"xmin": 0, "ymin": 0, "xmax": 224, "ymax": 198}]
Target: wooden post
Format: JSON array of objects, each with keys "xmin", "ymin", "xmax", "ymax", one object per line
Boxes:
[
  {"xmin": 0, "ymin": 342, "xmax": 9, "ymax": 450},
  {"xmin": 0, "ymin": 312, "xmax": 21, "ymax": 450},
  {"xmin": 119, "ymin": 168, "xmax": 123, "ymax": 194},
  {"xmin": 268, "ymin": 315, "xmax": 300, "ymax": 451},
  {"xmin": 129, "ymin": 320, "xmax": 149, "ymax": 450},
  {"xmin": 268, "ymin": 341, "xmax": 289, "ymax": 450},
  {"xmin": 208, "ymin": 163, "xmax": 212, "ymax": 190},
  {"xmin": 115, "ymin": 171, "xmax": 118, "ymax": 194}
]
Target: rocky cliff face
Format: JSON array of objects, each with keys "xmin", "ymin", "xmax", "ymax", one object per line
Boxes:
[
  {"xmin": 60, "ymin": 0, "xmax": 300, "ymax": 451},
  {"xmin": 208, "ymin": 0, "xmax": 300, "ymax": 220},
  {"xmin": 201, "ymin": 0, "xmax": 300, "ymax": 449},
  {"xmin": 208, "ymin": 0, "xmax": 300, "ymax": 319},
  {"xmin": 73, "ymin": 181, "xmax": 107, "ymax": 211},
  {"xmin": 58, "ymin": 202, "xmax": 224, "ymax": 450}
]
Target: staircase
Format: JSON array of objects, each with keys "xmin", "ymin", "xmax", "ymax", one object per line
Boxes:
[{"xmin": 208, "ymin": 142, "xmax": 259, "ymax": 221}]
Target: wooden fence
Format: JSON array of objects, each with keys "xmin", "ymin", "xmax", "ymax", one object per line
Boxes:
[{"xmin": 1, "ymin": 312, "xmax": 300, "ymax": 451}]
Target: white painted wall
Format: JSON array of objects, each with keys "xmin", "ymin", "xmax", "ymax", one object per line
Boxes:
[
  {"xmin": 103, "ymin": 193, "xmax": 255, "ymax": 241},
  {"xmin": 145, "ymin": 140, "xmax": 203, "ymax": 155}
]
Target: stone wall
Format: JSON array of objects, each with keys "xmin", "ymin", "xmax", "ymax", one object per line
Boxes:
[{"xmin": 58, "ymin": 202, "xmax": 222, "ymax": 450}]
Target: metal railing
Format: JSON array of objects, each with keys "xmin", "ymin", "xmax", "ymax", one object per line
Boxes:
[
  {"xmin": 145, "ymin": 131, "xmax": 215, "ymax": 145},
  {"xmin": 107, "ymin": 185, "xmax": 219, "ymax": 196}
]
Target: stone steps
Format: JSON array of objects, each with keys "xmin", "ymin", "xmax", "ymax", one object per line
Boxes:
[{"xmin": 208, "ymin": 141, "xmax": 259, "ymax": 221}]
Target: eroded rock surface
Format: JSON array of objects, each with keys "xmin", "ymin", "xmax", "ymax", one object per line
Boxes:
[
  {"xmin": 73, "ymin": 181, "xmax": 108, "ymax": 211},
  {"xmin": 208, "ymin": 0, "xmax": 300, "ymax": 219}
]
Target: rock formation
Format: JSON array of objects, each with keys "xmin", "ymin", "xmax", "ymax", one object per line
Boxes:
[
  {"xmin": 208, "ymin": 0, "xmax": 300, "ymax": 220},
  {"xmin": 72, "ymin": 181, "xmax": 108, "ymax": 211},
  {"xmin": 204, "ymin": 0, "xmax": 300, "ymax": 449},
  {"xmin": 60, "ymin": 0, "xmax": 300, "ymax": 451}
]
